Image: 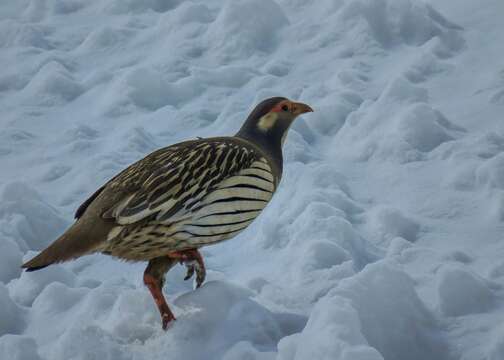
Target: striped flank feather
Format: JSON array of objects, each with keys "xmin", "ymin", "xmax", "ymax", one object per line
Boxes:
[{"xmin": 100, "ymin": 138, "xmax": 278, "ymax": 260}]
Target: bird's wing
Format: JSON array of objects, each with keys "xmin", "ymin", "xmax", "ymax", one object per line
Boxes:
[
  {"xmin": 75, "ymin": 185, "xmax": 106, "ymax": 219},
  {"xmin": 102, "ymin": 139, "xmax": 276, "ymax": 226},
  {"xmin": 74, "ymin": 143, "xmax": 189, "ymax": 220}
]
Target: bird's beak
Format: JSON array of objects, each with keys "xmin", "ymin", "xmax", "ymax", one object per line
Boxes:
[{"xmin": 292, "ymin": 102, "xmax": 314, "ymax": 115}]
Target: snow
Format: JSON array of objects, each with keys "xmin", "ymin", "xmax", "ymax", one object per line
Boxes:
[
  {"xmin": 436, "ymin": 265, "xmax": 495, "ymax": 317},
  {"xmin": 1, "ymin": 0, "xmax": 504, "ymax": 359}
]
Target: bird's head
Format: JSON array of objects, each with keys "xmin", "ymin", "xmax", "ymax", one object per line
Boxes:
[{"xmin": 236, "ymin": 97, "xmax": 313, "ymax": 148}]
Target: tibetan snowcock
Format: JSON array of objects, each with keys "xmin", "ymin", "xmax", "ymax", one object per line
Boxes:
[{"xmin": 22, "ymin": 97, "xmax": 314, "ymax": 329}]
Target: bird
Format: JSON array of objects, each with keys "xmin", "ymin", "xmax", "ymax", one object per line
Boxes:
[{"xmin": 22, "ymin": 97, "xmax": 313, "ymax": 329}]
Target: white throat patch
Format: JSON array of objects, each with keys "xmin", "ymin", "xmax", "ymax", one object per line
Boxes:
[{"xmin": 257, "ymin": 113, "xmax": 278, "ymax": 132}]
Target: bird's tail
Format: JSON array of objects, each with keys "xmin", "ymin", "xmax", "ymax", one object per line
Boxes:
[{"xmin": 21, "ymin": 223, "xmax": 96, "ymax": 271}]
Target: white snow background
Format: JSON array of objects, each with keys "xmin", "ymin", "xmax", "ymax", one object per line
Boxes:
[{"xmin": 1, "ymin": 0, "xmax": 503, "ymax": 359}]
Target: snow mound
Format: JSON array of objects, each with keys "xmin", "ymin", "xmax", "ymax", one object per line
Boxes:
[
  {"xmin": 0, "ymin": 129, "xmax": 36, "ymax": 158},
  {"xmin": 0, "ymin": 283, "xmax": 25, "ymax": 337},
  {"xmin": 337, "ymin": 0, "xmax": 461, "ymax": 51},
  {"xmin": 0, "ymin": 182, "xmax": 68, "ymax": 252},
  {"xmin": 437, "ymin": 132, "xmax": 504, "ymax": 191},
  {"xmin": 365, "ymin": 206, "xmax": 420, "ymax": 245},
  {"xmin": 477, "ymin": 153, "xmax": 504, "ymax": 191},
  {"xmin": 21, "ymin": 61, "xmax": 83, "ymax": 106},
  {"xmin": 173, "ymin": 281, "xmax": 303, "ymax": 351},
  {"xmin": 0, "ymin": 335, "xmax": 41, "ymax": 360},
  {"xmin": 277, "ymin": 296, "xmax": 384, "ymax": 360},
  {"xmin": 31, "ymin": 282, "xmax": 87, "ymax": 317},
  {"xmin": 102, "ymin": 0, "xmax": 182, "ymax": 14},
  {"xmin": 156, "ymin": 2, "xmax": 214, "ymax": 31},
  {"xmin": 50, "ymin": 0, "xmax": 86, "ymax": 15},
  {"xmin": 102, "ymin": 67, "xmax": 204, "ymax": 114},
  {"xmin": 309, "ymin": 92, "xmax": 363, "ymax": 136},
  {"xmin": 258, "ymin": 163, "xmax": 377, "ymax": 273},
  {"xmin": 436, "ymin": 265, "xmax": 495, "ymax": 316},
  {"xmin": 488, "ymin": 324, "xmax": 504, "ymax": 360},
  {"xmin": 8, "ymin": 262, "xmax": 76, "ymax": 306},
  {"xmin": 102, "ymin": 287, "xmax": 159, "ymax": 342},
  {"xmin": 40, "ymin": 165, "xmax": 72, "ymax": 182},
  {"xmin": 404, "ymin": 53, "xmax": 453, "ymax": 83},
  {"xmin": 205, "ymin": 0, "xmax": 289, "ymax": 61},
  {"xmin": 276, "ymin": 260, "xmax": 450, "ymax": 360},
  {"xmin": 191, "ymin": 65, "xmax": 260, "ymax": 89},
  {"xmin": 333, "ymin": 262, "xmax": 451, "ymax": 360},
  {"xmin": 333, "ymin": 77, "xmax": 464, "ymax": 162},
  {"xmin": 0, "ymin": 238, "xmax": 23, "ymax": 283},
  {"xmin": 122, "ymin": 127, "xmax": 158, "ymax": 154},
  {"xmin": 76, "ymin": 26, "xmax": 135, "ymax": 53},
  {"xmin": 222, "ymin": 341, "xmax": 275, "ymax": 360},
  {"xmin": 0, "ymin": 20, "xmax": 50, "ymax": 49},
  {"xmin": 48, "ymin": 325, "xmax": 129, "ymax": 360}
]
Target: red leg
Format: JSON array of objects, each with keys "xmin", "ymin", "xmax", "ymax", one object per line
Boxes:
[
  {"xmin": 143, "ymin": 257, "xmax": 177, "ymax": 330},
  {"xmin": 167, "ymin": 249, "xmax": 206, "ymax": 288}
]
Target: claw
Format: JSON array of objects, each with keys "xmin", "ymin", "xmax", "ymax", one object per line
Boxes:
[
  {"xmin": 183, "ymin": 260, "xmax": 205, "ymax": 287},
  {"xmin": 184, "ymin": 263, "xmax": 195, "ymax": 281},
  {"xmin": 194, "ymin": 263, "xmax": 206, "ymax": 288},
  {"xmin": 168, "ymin": 249, "xmax": 206, "ymax": 288}
]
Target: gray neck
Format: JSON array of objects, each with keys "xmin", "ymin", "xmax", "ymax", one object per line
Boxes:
[{"xmin": 235, "ymin": 121, "xmax": 286, "ymax": 176}]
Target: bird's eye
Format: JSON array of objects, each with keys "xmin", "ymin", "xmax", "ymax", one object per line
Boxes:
[{"xmin": 281, "ymin": 104, "xmax": 289, "ymax": 112}]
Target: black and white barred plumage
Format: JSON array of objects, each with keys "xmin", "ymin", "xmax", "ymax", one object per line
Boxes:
[{"xmin": 82, "ymin": 138, "xmax": 279, "ymax": 260}]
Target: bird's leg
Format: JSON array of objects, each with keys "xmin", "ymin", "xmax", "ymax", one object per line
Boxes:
[
  {"xmin": 167, "ymin": 249, "xmax": 206, "ymax": 288},
  {"xmin": 143, "ymin": 257, "xmax": 177, "ymax": 330}
]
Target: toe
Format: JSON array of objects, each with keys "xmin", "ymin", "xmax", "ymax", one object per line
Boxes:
[
  {"xmin": 195, "ymin": 267, "xmax": 206, "ymax": 288},
  {"xmin": 162, "ymin": 313, "xmax": 176, "ymax": 330},
  {"xmin": 184, "ymin": 265, "xmax": 195, "ymax": 281}
]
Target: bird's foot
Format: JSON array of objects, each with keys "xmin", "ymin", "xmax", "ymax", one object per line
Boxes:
[{"xmin": 168, "ymin": 249, "xmax": 206, "ymax": 288}]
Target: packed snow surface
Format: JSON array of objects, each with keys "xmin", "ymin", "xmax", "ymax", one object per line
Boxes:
[{"xmin": 1, "ymin": 0, "xmax": 504, "ymax": 359}]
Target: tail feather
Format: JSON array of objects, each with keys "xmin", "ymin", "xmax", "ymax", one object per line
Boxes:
[
  {"xmin": 24, "ymin": 264, "xmax": 50, "ymax": 272},
  {"xmin": 21, "ymin": 222, "xmax": 101, "ymax": 271}
]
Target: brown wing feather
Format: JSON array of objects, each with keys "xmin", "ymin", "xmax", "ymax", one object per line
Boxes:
[{"xmin": 74, "ymin": 185, "xmax": 106, "ymax": 219}]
